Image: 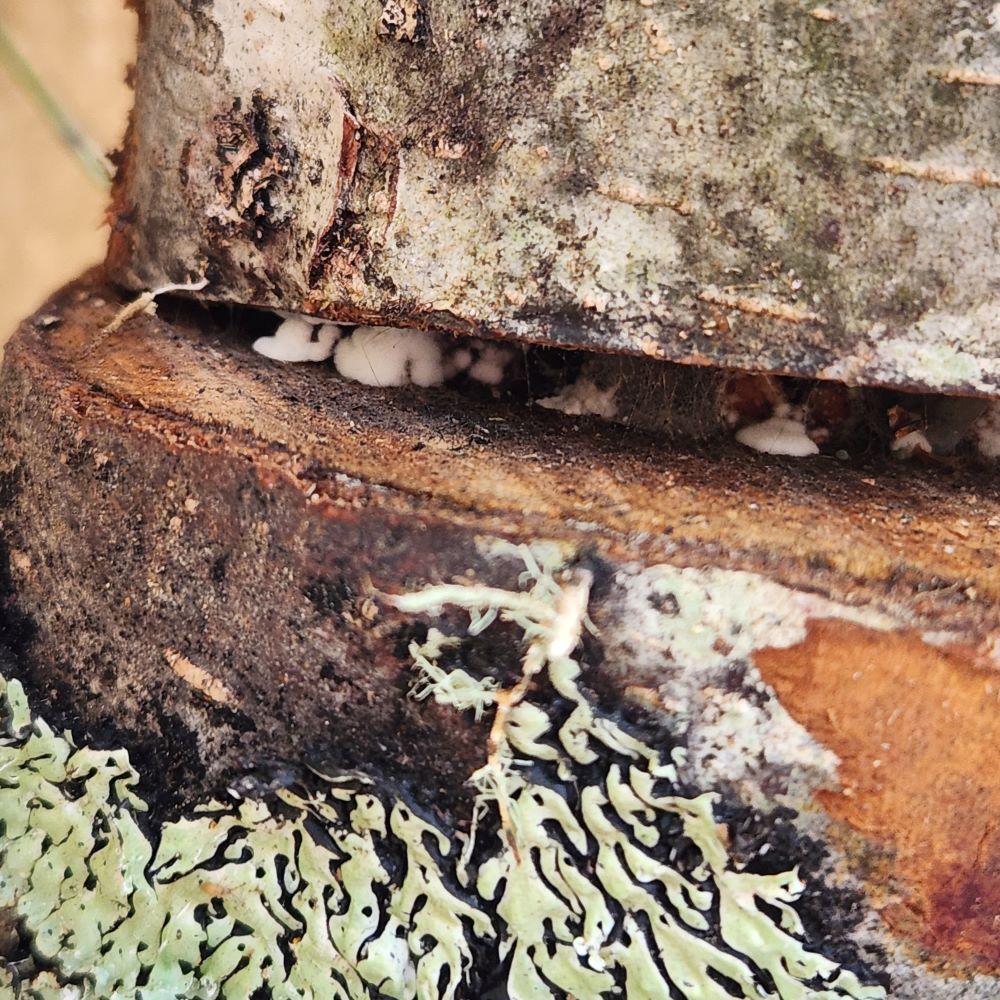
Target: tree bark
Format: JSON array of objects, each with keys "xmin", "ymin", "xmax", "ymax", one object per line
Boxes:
[{"xmin": 108, "ymin": 0, "xmax": 1000, "ymax": 394}]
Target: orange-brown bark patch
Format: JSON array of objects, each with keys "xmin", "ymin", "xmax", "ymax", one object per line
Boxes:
[{"xmin": 757, "ymin": 621, "xmax": 1000, "ymax": 971}]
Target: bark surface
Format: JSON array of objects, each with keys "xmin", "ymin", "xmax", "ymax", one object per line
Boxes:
[{"xmin": 109, "ymin": 0, "xmax": 1000, "ymax": 394}]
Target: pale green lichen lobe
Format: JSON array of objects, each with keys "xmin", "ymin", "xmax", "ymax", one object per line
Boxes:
[{"xmin": 0, "ymin": 553, "xmax": 886, "ymax": 998}]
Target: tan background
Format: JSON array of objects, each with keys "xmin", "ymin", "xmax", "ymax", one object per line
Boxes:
[{"xmin": 0, "ymin": 1, "xmax": 135, "ymax": 346}]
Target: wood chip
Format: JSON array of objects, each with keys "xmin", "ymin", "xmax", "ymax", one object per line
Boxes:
[{"xmin": 164, "ymin": 648, "xmax": 237, "ymax": 706}]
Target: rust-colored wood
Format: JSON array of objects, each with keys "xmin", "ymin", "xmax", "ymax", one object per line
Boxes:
[{"xmin": 758, "ymin": 621, "xmax": 1000, "ymax": 971}]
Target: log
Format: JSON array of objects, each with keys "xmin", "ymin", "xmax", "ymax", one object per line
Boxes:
[
  {"xmin": 4, "ymin": 2, "xmax": 1000, "ymax": 996},
  {"xmin": 108, "ymin": 0, "xmax": 1000, "ymax": 394},
  {"xmin": 0, "ymin": 277, "xmax": 997, "ymax": 997}
]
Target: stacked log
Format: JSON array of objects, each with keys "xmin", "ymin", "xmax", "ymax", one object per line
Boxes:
[{"xmin": 0, "ymin": 1, "xmax": 998, "ymax": 996}]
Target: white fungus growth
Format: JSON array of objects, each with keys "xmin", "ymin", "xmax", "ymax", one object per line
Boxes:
[
  {"xmin": 538, "ymin": 377, "xmax": 619, "ymax": 418},
  {"xmin": 253, "ymin": 315, "xmax": 341, "ymax": 362},
  {"xmin": 443, "ymin": 345, "xmax": 474, "ymax": 379},
  {"xmin": 467, "ymin": 342, "xmax": 513, "ymax": 386},
  {"xmin": 333, "ymin": 326, "xmax": 445, "ymax": 387},
  {"xmin": 252, "ymin": 312, "xmax": 996, "ymax": 468},
  {"xmin": 736, "ymin": 415, "xmax": 819, "ymax": 457},
  {"xmin": 890, "ymin": 428, "xmax": 932, "ymax": 459},
  {"xmin": 973, "ymin": 401, "xmax": 1000, "ymax": 459}
]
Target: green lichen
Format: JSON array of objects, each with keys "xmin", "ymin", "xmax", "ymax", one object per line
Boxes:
[
  {"xmin": 0, "ymin": 549, "xmax": 886, "ymax": 999},
  {"xmin": 0, "ymin": 682, "xmax": 483, "ymax": 1000},
  {"xmin": 392, "ymin": 545, "xmax": 885, "ymax": 1000}
]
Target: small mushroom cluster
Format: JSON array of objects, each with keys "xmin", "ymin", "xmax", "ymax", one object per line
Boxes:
[{"xmin": 253, "ymin": 312, "xmax": 999, "ymax": 463}]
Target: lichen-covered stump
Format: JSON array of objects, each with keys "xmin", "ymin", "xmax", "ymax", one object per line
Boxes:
[{"xmin": 0, "ymin": 280, "xmax": 997, "ymax": 997}]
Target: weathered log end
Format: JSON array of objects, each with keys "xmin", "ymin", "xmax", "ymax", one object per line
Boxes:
[
  {"xmin": 0, "ymin": 278, "xmax": 997, "ymax": 996},
  {"xmin": 108, "ymin": 0, "xmax": 1000, "ymax": 395}
]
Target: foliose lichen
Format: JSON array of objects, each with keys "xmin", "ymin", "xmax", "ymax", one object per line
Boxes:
[{"xmin": 0, "ymin": 546, "xmax": 886, "ymax": 999}]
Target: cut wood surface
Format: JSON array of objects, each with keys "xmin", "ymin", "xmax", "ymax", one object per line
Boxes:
[{"xmin": 0, "ymin": 277, "xmax": 998, "ymax": 995}]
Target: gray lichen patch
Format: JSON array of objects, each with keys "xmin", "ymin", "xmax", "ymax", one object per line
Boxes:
[
  {"xmin": 0, "ymin": 549, "xmax": 891, "ymax": 999},
  {"xmin": 595, "ymin": 562, "xmax": 897, "ymax": 808},
  {"xmin": 0, "ymin": 674, "xmax": 490, "ymax": 1000}
]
